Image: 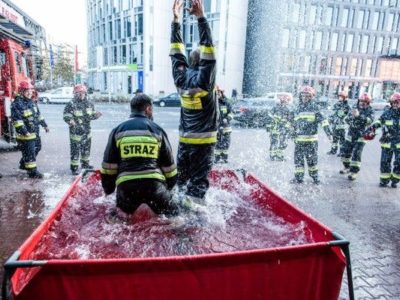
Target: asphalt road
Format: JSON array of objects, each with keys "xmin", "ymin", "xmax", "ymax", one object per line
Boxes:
[{"xmin": 0, "ymin": 103, "xmax": 399, "ymax": 299}]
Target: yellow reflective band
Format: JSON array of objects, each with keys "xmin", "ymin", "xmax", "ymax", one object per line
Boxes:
[
  {"xmin": 116, "ymin": 173, "xmax": 166, "ymax": 186},
  {"xmin": 396, "ymin": 144, "xmax": 400, "ymax": 149},
  {"xmin": 392, "ymin": 173, "xmax": 400, "ymax": 180},
  {"xmin": 350, "ymin": 161, "xmax": 361, "ymax": 167},
  {"xmin": 214, "ymin": 150, "xmax": 223, "ymax": 154},
  {"xmin": 101, "ymin": 168, "xmax": 118, "ymax": 175},
  {"xmin": 295, "ymin": 168, "xmax": 305, "ymax": 173},
  {"xmin": 23, "ymin": 110, "xmax": 32, "ymax": 117},
  {"xmin": 221, "ymin": 107, "xmax": 228, "ymax": 113},
  {"xmin": 164, "ymin": 169, "xmax": 177, "ymax": 178},
  {"xmin": 170, "ymin": 43, "xmax": 185, "ymax": 51},
  {"xmin": 120, "ymin": 143, "xmax": 159, "ymax": 159},
  {"xmin": 71, "ymin": 135, "xmax": 82, "ymax": 142},
  {"xmin": 366, "ymin": 118, "xmax": 372, "ymax": 125},
  {"xmin": 179, "ymin": 136, "xmax": 217, "ymax": 144},
  {"xmin": 357, "ymin": 138, "xmax": 367, "ymax": 143},
  {"xmin": 295, "ymin": 114, "xmax": 316, "ymax": 122},
  {"xmin": 117, "ymin": 135, "xmax": 159, "ymax": 148},
  {"xmin": 295, "ymin": 135, "xmax": 318, "ymax": 142},
  {"xmin": 25, "ymin": 162, "xmax": 37, "ymax": 169},
  {"xmin": 381, "ymin": 143, "xmax": 391, "ymax": 149},
  {"xmin": 81, "ymin": 156, "xmax": 90, "ymax": 161},
  {"xmin": 380, "ymin": 173, "xmax": 392, "ymax": 179},
  {"xmin": 181, "ymin": 96, "xmax": 203, "ymax": 110},
  {"xmin": 322, "ymin": 120, "xmax": 329, "ymax": 127},
  {"xmin": 64, "ymin": 113, "xmax": 73, "ymax": 118},
  {"xmin": 39, "ymin": 116, "xmax": 45, "ymax": 121},
  {"xmin": 385, "ymin": 120, "xmax": 393, "ymax": 126},
  {"xmin": 13, "ymin": 121, "xmax": 24, "ymax": 128},
  {"xmin": 309, "ymin": 166, "xmax": 318, "ymax": 172},
  {"xmin": 16, "ymin": 133, "xmax": 37, "ymax": 141},
  {"xmin": 74, "ymin": 110, "xmax": 83, "ymax": 117},
  {"xmin": 223, "ymin": 127, "xmax": 232, "ymax": 133},
  {"xmin": 71, "ymin": 160, "xmax": 80, "ymax": 166},
  {"xmin": 200, "ymin": 45, "xmax": 216, "ymax": 54},
  {"xmin": 341, "ymin": 158, "xmax": 351, "ymax": 163}
]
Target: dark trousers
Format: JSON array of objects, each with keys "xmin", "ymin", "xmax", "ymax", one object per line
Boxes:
[
  {"xmin": 380, "ymin": 145, "xmax": 400, "ymax": 184},
  {"xmin": 116, "ymin": 180, "xmax": 178, "ymax": 216},
  {"xmin": 270, "ymin": 133, "xmax": 288, "ymax": 160},
  {"xmin": 215, "ymin": 132, "xmax": 231, "ymax": 163},
  {"xmin": 330, "ymin": 128, "xmax": 346, "ymax": 153},
  {"xmin": 340, "ymin": 138, "xmax": 365, "ymax": 173},
  {"xmin": 177, "ymin": 143, "xmax": 214, "ymax": 199},
  {"xmin": 294, "ymin": 141, "xmax": 318, "ymax": 180},
  {"xmin": 70, "ymin": 133, "xmax": 91, "ymax": 170},
  {"xmin": 18, "ymin": 139, "xmax": 38, "ymax": 173}
]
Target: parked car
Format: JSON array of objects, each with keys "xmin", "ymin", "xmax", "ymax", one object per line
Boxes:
[
  {"xmin": 153, "ymin": 93, "xmax": 181, "ymax": 107},
  {"xmin": 232, "ymin": 98, "xmax": 276, "ymax": 127},
  {"xmin": 370, "ymin": 98, "xmax": 390, "ymax": 111},
  {"xmin": 39, "ymin": 87, "xmax": 74, "ymax": 104},
  {"xmin": 265, "ymin": 92, "xmax": 293, "ymax": 102}
]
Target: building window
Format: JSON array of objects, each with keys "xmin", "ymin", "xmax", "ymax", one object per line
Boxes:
[
  {"xmin": 365, "ymin": 61, "xmax": 372, "ymax": 80},
  {"xmin": 390, "ymin": 37, "xmax": 398, "ymax": 52},
  {"xmin": 386, "ymin": 13, "xmax": 395, "ymax": 31},
  {"xmin": 282, "ymin": 29, "xmax": 290, "ymax": 48},
  {"xmin": 357, "ymin": 10, "xmax": 365, "ymax": 29},
  {"xmin": 360, "ymin": 35, "xmax": 369, "ymax": 53},
  {"xmin": 331, "ymin": 32, "xmax": 339, "ymax": 51},
  {"xmin": 372, "ymin": 11, "xmax": 379, "ymax": 30},
  {"xmin": 375, "ymin": 36, "xmax": 384, "ymax": 52},
  {"xmin": 335, "ymin": 57, "xmax": 342, "ymax": 76},
  {"xmin": 298, "ymin": 30, "xmax": 306, "ymax": 49},
  {"xmin": 291, "ymin": 3, "xmax": 300, "ymax": 23},
  {"xmin": 350, "ymin": 58, "xmax": 357, "ymax": 76},
  {"xmin": 135, "ymin": 14, "xmax": 143, "ymax": 35},
  {"xmin": 349, "ymin": 8, "xmax": 355, "ymax": 28},
  {"xmin": 109, "ymin": 21, "xmax": 113, "ymax": 41},
  {"xmin": 325, "ymin": 6, "xmax": 333, "ymax": 26},
  {"xmin": 121, "ymin": 45, "xmax": 126, "ymax": 64},
  {"xmin": 345, "ymin": 33, "xmax": 354, "ymax": 52},
  {"xmin": 309, "ymin": 5, "xmax": 317, "ymax": 25},
  {"xmin": 115, "ymin": 19, "xmax": 121, "ymax": 39},
  {"xmin": 314, "ymin": 31, "xmax": 322, "ymax": 50},
  {"xmin": 341, "ymin": 8, "xmax": 349, "ymax": 27}
]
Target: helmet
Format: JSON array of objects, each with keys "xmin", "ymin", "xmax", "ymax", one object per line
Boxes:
[
  {"xmin": 18, "ymin": 81, "xmax": 34, "ymax": 93},
  {"xmin": 73, "ymin": 84, "xmax": 87, "ymax": 94},
  {"xmin": 363, "ymin": 128, "xmax": 376, "ymax": 141},
  {"xmin": 338, "ymin": 91, "xmax": 348, "ymax": 99},
  {"xmin": 278, "ymin": 93, "xmax": 293, "ymax": 104},
  {"xmin": 299, "ymin": 86, "xmax": 316, "ymax": 97},
  {"xmin": 358, "ymin": 92, "xmax": 372, "ymax": 103},
  {"xmin": 389, "ymin": 92, "xmax": 400, "ymax": 104}
]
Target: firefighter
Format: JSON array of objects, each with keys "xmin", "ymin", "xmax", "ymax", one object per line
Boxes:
[
  {"xmin": 340, "ymin": 92, "xmax": 374, "ymax": 181},
  {"xmin": 266, "ymin": 94, "xmax": 293, "ymax": 161},
  {"xmin": 215, "ymin": 86, "xmax": 234, "ymax": 164},
  {"xmin": 365, "ymin": 92, "xmax": 400, "ymax": 188},
  {"xmin": 291, "ymin": 86, "xmax": 332, "ymax": 184},
  {"xmin": 63, "ymin": 84, "xmax": 102, "ymax": 175},
  {"xmin": 170, "ymin": 0, "xmax": 217, "ymax": 207},
  {"xmin": 101, "ymin": 94, "xmax": 179, "ymax": 216},
  {"xmin": 327, "ymin": 91, "xmax": 351, "ymax": 155},
  {"xmin": 11, "ymin": 81, "xmax": 49, "ymax": 178}
]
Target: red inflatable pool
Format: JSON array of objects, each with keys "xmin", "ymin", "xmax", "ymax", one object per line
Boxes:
[{"xmin": 2, "ymin": 169, "xmax": 354, "ymax": 300}]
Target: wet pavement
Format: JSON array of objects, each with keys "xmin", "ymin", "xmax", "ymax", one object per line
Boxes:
[{"xmin": 0, "ymin": 103, "xmax": 399, "ymax": 299}]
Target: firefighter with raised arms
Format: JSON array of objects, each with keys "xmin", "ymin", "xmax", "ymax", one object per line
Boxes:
[
  {"xmin": 11, "ymin": 81, "xmax": 49, "ymax": 178},
  {"xmin": 291, "ymin": 86, "xmax": 332, "ymax": 184},
  {"xmin": 215, "ymin": 86, "xmax": 234, "ymax": 164},
  {"xmin": 327, "ymin": 91, "xmax": 351, "ymax": 155},
  {"xmin": 100, "ymin": 94, "xmax": 179, "ymax": 216},
  {"xmin": 365, "ymin": 93, "xmax": 400, "ymax": 188},
  {"xmin": 63, "ymin": 84, "xmax": 102, "ymax": 175},
  {"xmin": 170, "ymin": 0, "xmax": 217, "ymax": 208},
  {"xmin": 339, "ymin": 92, "xmax": 374, "ymax": 181}
]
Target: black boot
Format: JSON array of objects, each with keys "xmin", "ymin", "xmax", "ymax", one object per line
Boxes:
[
  {"xmin": 71, "ymin": 168, "xmax": 80, "ymax": 175},
  {"xmin": 391, "ymin": 182, "xmax": 398, "ymax": 189},
  {"xmin": 28, "ymin": 170, "xmax": 44, "ymax": 179}
]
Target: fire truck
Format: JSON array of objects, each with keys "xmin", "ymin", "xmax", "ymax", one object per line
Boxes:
[{"xmin": 0, "ymin": 1, "xmax": 37, "ymax": 144}]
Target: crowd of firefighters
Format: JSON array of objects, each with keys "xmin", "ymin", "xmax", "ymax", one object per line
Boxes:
[
  {"xmin": 264, "ymin": 87, "xmax": 400, "ymax": 188},
  {"xmin": 1, "ymin": 0, "xmax": 398, "ymax": 220}
]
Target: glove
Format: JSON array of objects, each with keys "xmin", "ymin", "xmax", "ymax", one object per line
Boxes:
[{"xmin": 222, "ymin": 118, "xmax": 228, "ymax": 125}]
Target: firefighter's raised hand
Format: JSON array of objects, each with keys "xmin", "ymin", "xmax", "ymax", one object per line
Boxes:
[
  {"xmin": 173, "ymin": 0, "xmax": 183, "ymax": 22},
  {"xmin": 189, "ymin": 0, "xmax": 205, "ymax": 18},
  {"xmin": 95, "ymin": 111, "xmax": 102, "ymax": 119},
  {"xmin": 44, "ymin": 127, "xmax": 50, "ymax": 133}
]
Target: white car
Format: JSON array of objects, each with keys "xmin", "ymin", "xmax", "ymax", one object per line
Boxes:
[
  {"xmin": 370, "ymin": 98, "xmax": 390, "ymax": 111},
  {"xmin": 39, "ymin": 87, "xmax": 74, "ymax": 104},
  {"xmin": 265, "ymin": 92, "xmax": 294, "ymax": 103}
]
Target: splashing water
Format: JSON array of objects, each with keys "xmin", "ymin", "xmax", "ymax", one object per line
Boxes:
[{"xmin": 30, "ymin": 179, "xmax": 313, "ymax": 260}]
